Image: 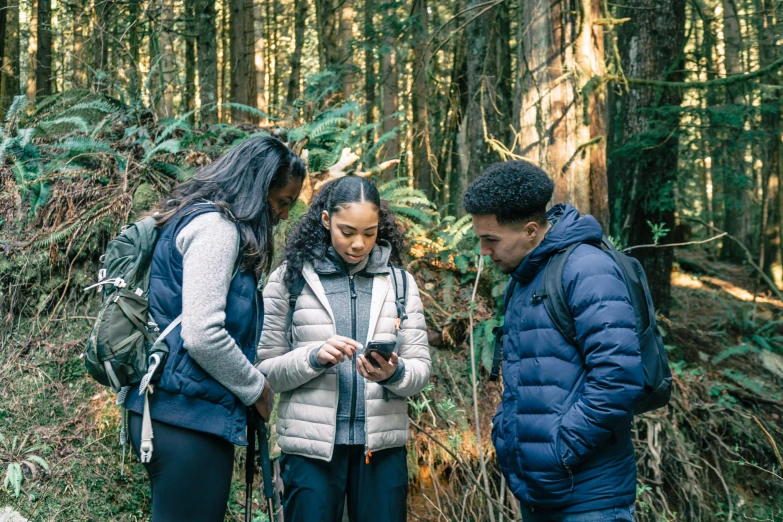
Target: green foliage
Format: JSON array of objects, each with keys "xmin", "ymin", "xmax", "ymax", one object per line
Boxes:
[
  {"xmin": 0, "ymin": 432, "xmax": 50, "ymax": 498},
  {"xmin": 646, "ymin": 220, "xmax": 671, "ymax": 245}
]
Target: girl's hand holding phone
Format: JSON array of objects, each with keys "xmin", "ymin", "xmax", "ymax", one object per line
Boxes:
[
  {"xmin": 357, "ymin": 352, "xmax": 398, "ymax": 382},
  {"xmin": 317, "ymin": 335, "xmax": 362, "ymax": 365}
]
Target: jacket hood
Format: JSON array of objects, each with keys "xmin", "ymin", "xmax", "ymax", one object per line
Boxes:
[
  {"xmin": 313, "ymin": 240, "xmax": 392, "ymax": 276},
  {"xmin": 511, "ymin": 204, "xmax": 603, "ymax": 285}
]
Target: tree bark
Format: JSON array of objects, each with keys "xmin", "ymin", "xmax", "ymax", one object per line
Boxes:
[
  {"xmin": 254, "ymin": 0, "xmax": 266, "ymax": 117},
  {"xmin": 287, "ymin": 0, "xmax": 306, "ymax": 103},
  {"xmin": 35, "ymin": 0, "xmax": 52, "ymax": 96},
  {"xmin": 93, "ymin": 0, "xmax": 111, "ymax": 91},
  {"xmin": 0, "ymin": 0, "xmax": 18, "ymax": 118},
  {"xmin": 719, "ymin": 0, "xmax": 751, "ymax": 262},
  {"xmin": 315, "ymin": 0, "xmax": 339, "ymax": 73},
  {"xmin": 230, "ymin": 0, "xmax": 258, "ymax": 121},
  {"xmin": 515, "ymin": 0, "xmax": 606, "ymax": 222},
  {"xmin": 380, "ymin": 3, "xmax": 399, "ymax": 171},
  {"xmin": 184, "ymin": 0, "xmax": 196, "ymax": 113},
  {"xmin": 411, "ymin": 0, "xmax": 433, "ymax": 198},
  {"xmin": 339, "ymin": 0, "xmax": 354, "ymax": 99},
  {"xmin": 363, "ymin": 0, "xmax": 375, "ymax": 127},
  {"xmin": 156, "ymin": 0, "xmax": 177, "ymax": 117},
  {"xmin": 607, "ymin": 0, "xmax": 686, "ymax": 314},
  {"xmin": 444, "ymin": 0, "xmax": 469, "ymax": 214},
  {"xmin": 196, "ymin": 0, "xmax": 219, "ymax": 123}
]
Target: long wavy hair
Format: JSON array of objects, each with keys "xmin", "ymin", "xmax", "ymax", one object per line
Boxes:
[
  {"xmin": 154, "ymin": 136, "xmax": 306, "ymax": 277},
  {"xmin": 282, "ymin": 176, "xmax": 407, "ymax": 284}
]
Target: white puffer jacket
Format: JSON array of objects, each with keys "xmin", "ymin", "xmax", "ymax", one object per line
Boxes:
[{"xmin": 256, "ymin": 262, "xmax": 431, "ymax": 461}]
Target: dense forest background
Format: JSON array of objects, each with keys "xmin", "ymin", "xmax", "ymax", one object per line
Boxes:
[{"xmin": 1, "ymin": 0, "xmax": 783, "ymax": 520}]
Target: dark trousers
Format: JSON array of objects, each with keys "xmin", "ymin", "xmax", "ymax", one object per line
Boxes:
[
  {"xmin": 280, "ymin": 445, "xmax": 408, "ymax": 522},
  {"xmin": 128, "ymin": 411, "xmax": 235, "ymax": 522}
]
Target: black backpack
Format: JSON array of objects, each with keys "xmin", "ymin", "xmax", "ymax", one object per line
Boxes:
[{"xmin": 490, "ymin": 237, "xmax": 672, "ymax": 415}]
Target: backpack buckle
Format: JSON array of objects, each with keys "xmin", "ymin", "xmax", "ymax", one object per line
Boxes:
[{"xmin": 98, "ymin": 268, "xmax": 107, "ymax": 281}]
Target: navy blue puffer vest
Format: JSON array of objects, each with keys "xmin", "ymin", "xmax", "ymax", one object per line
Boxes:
[{"xmin": 124, "ymin": 204, "xmax": 262, "ymax": 446}]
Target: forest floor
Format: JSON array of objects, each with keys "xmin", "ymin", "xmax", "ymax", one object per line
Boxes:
[{"xmin": 2, "ymin": 247, "xmax": 783, "ymax": 522}]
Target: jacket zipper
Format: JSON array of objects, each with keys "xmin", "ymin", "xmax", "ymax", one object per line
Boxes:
[{"xmin": 349, "ymin": 275, "xmax": 358, "ymax": 445}]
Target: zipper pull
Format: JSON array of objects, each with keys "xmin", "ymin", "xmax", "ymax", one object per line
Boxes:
[
  {"xmin": 565, "ymin": 464, "xmax": 574, "ymax": 491},
  {"xmin": 531, "ymin": 290, "xmax": 546, "ymax": 304},
  {"xmin": 364, "ymin": 447, "xmax": 372, "ymax": 464}
]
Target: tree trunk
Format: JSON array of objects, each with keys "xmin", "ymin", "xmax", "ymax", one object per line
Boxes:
[
  {"xmin": 93, "ymin": 0, "xmax": 111, "ymax": 91},
  {"xmin": 196, "ymin": 0, "xmax": 218, "ymax": 123},
  {"xmin": 380, "ymin": 3, "xmax": 399, "ymax": 171},
  {"xmin": 411, "ymin": 0, "xmax": 433, "ymax": 198},
  {"xmin": 254, "ymin": 0, "xmax": 266, "ymax": 117},
  {"xmin": 363, "ymin": 0, "xmax": 375, "ymax": 127},
  {"xmin": 184, "ymin": 0, "xmax": 196, "ymax": 113},
  {"xmin": 0, "ymin": 0, "xmax": 17, "ymax": 119},
  {"xmin": 464, "ymin": 0, "xmax": 498, "ymax": 180},
  {"xmin": 719, "ymin": 0, "xmax": 751, "ymax": 262},
  {"xmin": 515, "ymin": 0, "xmax": 606, "ymax": 220},
  {"xmin": 444, "ymin": 0, "xmax": 468, "ymax": 214},
  {"xmin": 0, "ymin": 0, "xmax": 6, "ymax": 95},
  {"xmin": 271, "ymin": 0, "xmax": 279, "ymax": 111},
  {"xmin": 230, "ymin": 0, "xmax": 257, "ymax": 121},
  {"xmin": 156, "ymin": 0, "xmax": 177, "ymax": 118},
  {"xmin": 35, "ymin": 0, "xmax": 51, "ymax": 96},
  {"xmin": 287, "ymin": 0, "xmax": 306, "ymax": 103},
  {"xmin": 339, "ymin": 0, "xmax": 354, "ymax": 99},
  {"xmin": 607, "ymin": 0, "xmax": 686, "ymax": 314},
  {"xmin": 70, "ymin": 0, "xmax": 86, "ymax": 88},
  {"xmin": 493, "ymin": 0, "xmax": 512, "ymax": 145},
  {"xmin": 315, "ymin": 0, "xmax": 339, "ymax": 73}
]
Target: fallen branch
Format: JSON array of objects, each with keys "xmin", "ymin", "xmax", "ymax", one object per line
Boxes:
[
  {"xmin": 681, "ymin": 218, "xmax": 783, "ymax": 303},
  {"xmin": 623, "ymin": 232, "xmax": 727, "ymax": 253},
  {"xmin": 752, "ymin": 415, "xmax": 783, "ymax": 470}
]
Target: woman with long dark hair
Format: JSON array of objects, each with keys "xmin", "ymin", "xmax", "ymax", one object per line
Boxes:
[
  {"xmin": 123, "ymin": 136, "xmax": 306, "ymax": 522},
  {"xmin": 256, "ymin": 176, "xmax": 431, "ymax": 522}
]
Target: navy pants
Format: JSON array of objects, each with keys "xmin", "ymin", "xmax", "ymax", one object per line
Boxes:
[
  {"xmin": 280, "ymin": 445, "xmax": 408, "ymax": 522},
  {"xmin": 128, "ymin": 411, "xmax": 235, "ymax": 522},
  {"xmin": 520, "ymin": 504, "xmax": 636, "ymax": 522}
]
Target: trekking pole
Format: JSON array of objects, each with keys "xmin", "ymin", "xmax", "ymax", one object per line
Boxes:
[
  {"xmin": 257, "ymin": 420, "xmax": 276, "ymax": 519},
  {"xmin": 245, "ymin": 411, "xmax": 258, "ymax": 522}
]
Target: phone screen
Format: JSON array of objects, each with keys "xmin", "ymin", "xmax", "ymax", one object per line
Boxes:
[{"xmin": 364, "ymin": 341, "xmax": 395, "ymax": 369}]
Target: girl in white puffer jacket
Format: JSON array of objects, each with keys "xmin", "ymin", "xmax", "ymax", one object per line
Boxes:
[{"xmin": 256, "ymin": 176, "xmax": 431, "ymax": 522}]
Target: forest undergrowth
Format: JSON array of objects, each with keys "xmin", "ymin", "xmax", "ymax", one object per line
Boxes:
[{"xmin": 1, "ymin": 91, "xmax": 782, "ymax": 521}]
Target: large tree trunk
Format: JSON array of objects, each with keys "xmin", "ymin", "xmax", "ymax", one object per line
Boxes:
[
  {"xmin": 444, "ymin": 0, "xmax": 468, "ymax": 214},
  {"xmin": 719, "ymin": 0, "xmax": 751, "ymax": 262},
  {"xmin": 286, "ymin": 0, "xmax": 306, "ymax": 103},
  {"xmin": 380, "ymin": 3, "xmax": 399, "ymax": 171},
  {"xmin": 196, "ymin": 0, "xmax": 219, "ymax": 124},
  {"xmin": 464, "ymin": 0, "xmax": 499, "ymax": 180},
  {"xmin": 607, "ymin": 0, "xmax": 686, "ymax": 315},
  {"xmin": 515, "ymin": 0, "xmax": 606, "ymax": 221},
  {"xmin": 35, "ymin": 0, "xmax": 52, "ymax": 96},
  {"xmin": 230, "ymin": 0, "xmax": 257, "ymax": 121},
  {"xmin": 315, "ymin": 0, "xmax": 339, "ymax": 73},
  {"xmin": 70, "ymin": 0, "xmax": 87, "ymax": 88},
  {"xmin": 411, "ymin": 0, "xmax": 432, "ymax": 198},
  {"xmin": 254, "ymin": 0, "xmax": 266, "ymax": 116},
  {"xmin": 0, "ymin": 0, "xmax": 18, "ymax": 117}
]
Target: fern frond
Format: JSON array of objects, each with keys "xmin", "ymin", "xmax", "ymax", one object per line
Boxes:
[
  {"xmin": 24, "ymin": 455, "xmax": 49, "ymax": 472},
  {"xmin": 58, "ymin": 137, "xmax": 115, "ymax": 154},
  {"xmin": 5, "ymin": 95, "xmax": 30, "ymax": 124},
  {"xmin": 217, "ymin": 103, "xmax": 273, "ymax": 121},
  {"xmin": 144, "ymin": 139, "xmax": 181, "ymax": 162},
  {"xmin": 37, "ymin": 116, "xmax": 91, "ymax": 134},
  {"xmin": 364, "ymin": 129, "xmax": 398, "ymax": 162}
]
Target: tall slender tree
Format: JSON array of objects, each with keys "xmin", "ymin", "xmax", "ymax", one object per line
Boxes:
[
  {"xmin": 411, "ymin": 0, "xmax": 433, "ymax": 197},
  {"xmin": 0, "ymin": 0, "xmax": 18, "ymax": 116},
  {"xmin": 35, "ymin": 0, "xmax": 52, "ymax": 96},
  {"xmin": 380, "ymin": 2, "xmax": 399, "ymax": 170},
  {"xmin": 286, "ymin": 0, "xmax": 306, "ymax": 103},
  {"xmin": 230, "ymin": 0, "xmax": 258, "ymax": 121},
  {"xmin": 196, "ymin": 0, "xmax": 219, "ymax": 123}
]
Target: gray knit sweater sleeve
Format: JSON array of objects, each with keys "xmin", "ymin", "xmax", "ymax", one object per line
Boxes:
[{"xmin": 176, "ymin": 212, "xmax": 266, "ymax": 406}]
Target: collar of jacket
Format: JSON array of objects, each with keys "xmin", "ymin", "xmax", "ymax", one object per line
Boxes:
[
  {"xmin": 510, "ymin": 203, "xmax": 604, "ymax": 286},
  {"xmin": 312, "ymin": 241, "xmax": 393, "ymax": 277}
]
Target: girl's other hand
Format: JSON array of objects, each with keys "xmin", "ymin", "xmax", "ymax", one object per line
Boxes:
[
  {"xmin": 357, "ymin": 352, "xmax": 398, "ymax": 382},
  {"xmin": 254, "ymin": 379, "xmax": 275, "ymax": 421},
  {"xmin": 317, "ymin": 336, "xmax": 362, "ymax": 366}
]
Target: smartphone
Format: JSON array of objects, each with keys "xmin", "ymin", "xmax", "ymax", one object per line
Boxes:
[{"xmin": 363, "ymin": 340, "xmax": 396, "ymax": 369}]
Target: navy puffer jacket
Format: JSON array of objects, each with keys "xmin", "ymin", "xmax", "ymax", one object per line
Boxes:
[{"xmin": 491, "ymin": 204, "xmax": 644, "ymax": 512}]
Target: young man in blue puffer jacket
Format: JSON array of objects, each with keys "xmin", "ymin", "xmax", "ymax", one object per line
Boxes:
[{"xmin": 463, "ymin": 161, "xmax": 645, "ymax": 521}]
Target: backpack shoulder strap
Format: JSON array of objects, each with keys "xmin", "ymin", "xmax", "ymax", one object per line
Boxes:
[
  {"xmin": 285, "ymin": 271, "xmax": 306, "ymax": 349},
  {"xmin": 389, "ymin": 264, "xmax": 409, "ymax": 325},
  {"xmin": 542, "ymin": 243, "xmax": 582, "ymax": 346},
  {"xmin": 489, "ymin": 279, "xmax": 517, "ymax": 381}
]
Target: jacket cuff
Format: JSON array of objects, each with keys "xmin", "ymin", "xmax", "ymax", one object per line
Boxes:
[
  {"xmin": 308, "ymin": 346, "xmax": 334, "ymax": 370},
  {"xmin": 379, "ymin": 358, "xmax": 405, "ymax": 386}
]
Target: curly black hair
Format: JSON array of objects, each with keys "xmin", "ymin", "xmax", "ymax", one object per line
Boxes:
[
  {"xmin": 463, "ymin": 160, "xmax": 554, "ymax": 225},
  {"xmin": 282, "ymin": 176, "xmax": 407, "ymax": 285}
]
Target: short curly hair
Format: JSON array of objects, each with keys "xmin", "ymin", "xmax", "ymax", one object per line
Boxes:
[{"xmin": 463, "ymin": 160, "xmax": 554, "ymax": 225}]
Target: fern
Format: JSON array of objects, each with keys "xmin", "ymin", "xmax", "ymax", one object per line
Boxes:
[
  {"xmin": 32, "ymin": 204, "xmax": 105, "ymax": 247},
  {"xmin": 712, "ymin": 344, "xmax": 758, "ymax": 365},
  {"xmin": 61, "ymin": 99, "xmax": 117, "ymax": 117},
  {"xmin": 3, "ymin": 462, "xmax": 22, "ymax": 497},
  {"xmin": 144, "ymin": 138, "xmax": 182, "ymax": 162},
  {"xmin": 58, "ymin": 137, "xmax": 115, "ymax": 154},
  {"xmin": 308, "ymin": 117, "xmax": 350, "ymax": 140},
  {"xmin": 364, "ymin": 129, "xmax": 398, "ymax": 162},
  {"xmin": 5, "ymin": 95, "xmax": 29, "ymax": 124},
  {"xmin": 37, "ymin": 116, "xmax": 91, "ymax": 134},
  {"xmin": 217, "ymin": 103, "xmax": 273, "ymax": 121}
]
